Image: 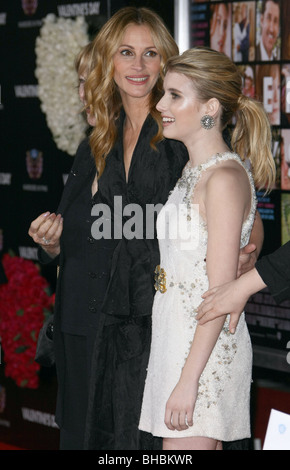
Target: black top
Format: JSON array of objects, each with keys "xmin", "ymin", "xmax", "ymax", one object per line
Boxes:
[
  {"xmin": 256, "ymin": 241, "xmax": 290, "ymax": 304},
  {"xmin": 95, "ymin": 111, "xmax": 189, "ymax": 321}
]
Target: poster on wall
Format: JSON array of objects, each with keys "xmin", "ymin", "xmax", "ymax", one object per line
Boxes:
[
  {"xmin": 191, "ymin": 0, "xmax": 288, "ymax": 249},
  {"xmin": 191, "ymin": 0, "xmax": 290, "ymax": 376}
]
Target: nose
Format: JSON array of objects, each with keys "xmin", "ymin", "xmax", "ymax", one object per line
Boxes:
[
  {"xmin": 79, "ymin": 85, "xmax": 84, "ymax": 103},
  {"xmin": 79, "ymin": 82, "xmax": 86, "ymax": 104},
  {"xmin": 156, "ymin": 94, "xmax": 166, "ymax": 112},
  {"xmin": 132, "ymin": 54, "xmax": 144, "ymax": 70}
]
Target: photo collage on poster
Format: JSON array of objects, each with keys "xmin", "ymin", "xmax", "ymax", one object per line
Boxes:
[{"xmin": 191, "ymin": 0, "xmax": 290, "ymax": 246}]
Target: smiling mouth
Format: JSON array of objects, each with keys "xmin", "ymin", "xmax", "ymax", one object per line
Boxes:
[
  {"xmin": 162, "ymin": 117, "xmax": 175, "ymax": 124},
  {"xmin": 266, "ymin": 32, "xmax": 276, "ymax": 43},
  {"xmin": 126, "ymin": 76, "xmax": 149, "ymax": 84}
]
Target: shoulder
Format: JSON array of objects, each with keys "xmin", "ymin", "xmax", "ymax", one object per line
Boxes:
[
  {"xmin": 204, "ymin": 157, "xmax": 250, "ymax": 208},
  {"xmin": 76, "ymin": 137, "xmax": 91, "ymax": 155},
  {"xmin": 206, "ymin": 158, "xmax": 247, "ymax": 191},
  {"xmin": 75, "ymin": 137, "xmax": 94, "ymax": 163}
]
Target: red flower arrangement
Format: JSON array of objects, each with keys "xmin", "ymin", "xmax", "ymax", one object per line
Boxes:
[{"xmin": 0, "ymin": 253, "xmax": 54, "ymax": 389}]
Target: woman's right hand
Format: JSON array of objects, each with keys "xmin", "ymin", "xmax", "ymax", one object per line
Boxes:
[{"xmin": 28, "ymin": 212, "xmax": 63, "ymax": 258}]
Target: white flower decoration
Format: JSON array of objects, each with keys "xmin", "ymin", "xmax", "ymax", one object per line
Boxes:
[{"xmin": 35, "ymin": 14, "xmax": 89, "ymax": 156}]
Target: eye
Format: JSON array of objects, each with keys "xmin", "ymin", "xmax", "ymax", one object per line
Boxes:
[
  {"xmin": 120, "ymin": 49, "xmax": 133, "ymax": 57},
  {"xmin": 171, "ymin": 92, "xmax": 180, "ymax": 100},
  {"xmin": 145, "ymin": 50, "xmax": 158, "ymax": 58}
]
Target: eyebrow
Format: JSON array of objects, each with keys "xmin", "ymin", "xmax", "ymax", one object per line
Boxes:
[
  {"xmin": 167, "ymin": 87, "xmax": 182, "ymax": 94},
  {"xmin": 119, "ymin": 44, "xmax": 158, "ymax": 50}
]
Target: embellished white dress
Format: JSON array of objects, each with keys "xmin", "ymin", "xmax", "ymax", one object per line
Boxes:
[{"xmin": 139, "ymin": 153, "xmax": 256, "ymax": 441}]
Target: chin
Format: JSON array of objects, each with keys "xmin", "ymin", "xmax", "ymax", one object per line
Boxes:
[{"xmin": 162, "ymin": 127, "xmax": 173, "ymax": 137}]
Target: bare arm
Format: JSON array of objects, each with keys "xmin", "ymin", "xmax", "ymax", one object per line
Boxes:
[
  {"xmin": 196, "ymin": 268, "xmax": 266, "ymax": 333},
  {"xmin": 197, "ymin": 210, "xmax": 264, "ymax": 332},
  {"xmin": 164, "ymin": 167, "xmax": 249, "ymax": 431}
]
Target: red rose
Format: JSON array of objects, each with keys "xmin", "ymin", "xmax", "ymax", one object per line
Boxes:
[{"xmin": 0, "ymin": 254, "xmax": 54, "ymax": 389}]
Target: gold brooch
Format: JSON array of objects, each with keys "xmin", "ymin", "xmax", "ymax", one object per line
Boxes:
[{"xmin": 154, "ymin": 265, "xmax": 167, "ymax": 293}]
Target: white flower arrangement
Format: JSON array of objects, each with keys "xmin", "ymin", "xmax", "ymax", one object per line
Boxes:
[{"xmin": 35, "ymin": 14, "xmax": 89, "ymax": 156}]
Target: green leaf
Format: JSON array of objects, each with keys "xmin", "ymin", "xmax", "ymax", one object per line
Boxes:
[
  {"xmin": 30, "ymin": 330, "xmax": 37, "ymax": 342},
  {"xmin": 44, "ymin": 286, "xmax": 51, "ymax": 296},
  {"xmin": 13, "ymin": 334, "xmax": 22, "ymax": 342},
  {"xmin": 15, "ymin": 345, "xmax": 29, "ymax": 354},
  {"xmin": 43, "ymin": 308, "xmax": 52, "ymax": 319}
]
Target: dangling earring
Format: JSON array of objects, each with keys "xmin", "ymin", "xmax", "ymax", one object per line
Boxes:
[{"xmin": 201, "ymin": 115, "xmax": 215, "ymax": 130}]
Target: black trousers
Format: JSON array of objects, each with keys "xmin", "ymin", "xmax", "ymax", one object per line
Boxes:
[{"xmin": 59, "ymin": 332, "xmax": 96, "ymax": 450}]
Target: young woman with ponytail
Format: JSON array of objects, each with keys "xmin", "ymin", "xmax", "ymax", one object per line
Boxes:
[{"xmin": 139, "ymin": 46, "xmax": 275, "ymax": 450}]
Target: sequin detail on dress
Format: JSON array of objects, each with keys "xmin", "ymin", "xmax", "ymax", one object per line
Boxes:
[{"xmin": 139, "ymin": 152, "xmax": 255, "ymax": 441}]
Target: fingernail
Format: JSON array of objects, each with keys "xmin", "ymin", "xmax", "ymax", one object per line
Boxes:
[{"xmin": 43, "ymin": 212, "xmax": 50, "ymax": 217}]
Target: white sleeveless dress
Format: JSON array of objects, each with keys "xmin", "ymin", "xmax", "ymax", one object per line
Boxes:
[{"xmin": 139, "ymin": 152, "xmax": 256, "ymax": 441}]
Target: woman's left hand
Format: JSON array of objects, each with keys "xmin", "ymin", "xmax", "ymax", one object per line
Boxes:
[{"xmin": 164, "ymin": 378, "xmax": 198, "ymax": 431}]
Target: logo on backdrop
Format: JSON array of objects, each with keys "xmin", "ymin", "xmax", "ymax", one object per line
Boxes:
[
  {"xmin": 26, "ymin": 149, "xmax": 43, "ymax": 180},
  {"xmin": 14, "ymin": 85, "xmax": 38, "ymax": 98},
  {"xmin": 0, "ymin": 13, "xmax": 6, "ymax": 25},
  {"xmin": 57, "ymin": 2, "xmax": 101, "ymax": 17}
]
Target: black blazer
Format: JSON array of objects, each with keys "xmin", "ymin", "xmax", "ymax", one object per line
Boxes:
[
  {"xmin": 256, "ymin": 241, "xmax": 290, "ymax": 303},
  {"xmin": 38, "ymin": 137, "xmax": 96, "ymax": 427}
]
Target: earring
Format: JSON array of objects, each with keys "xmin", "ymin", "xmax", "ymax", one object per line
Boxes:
[{"xmin": 201, "ymin": 115, "xmax": 215, "ymax": 130}]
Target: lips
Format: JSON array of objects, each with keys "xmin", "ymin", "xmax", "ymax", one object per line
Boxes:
[
  {"xmin": 162, "ymin": 116, "xmax": 175, "ymax": 126},
  {"xmin": 126, "ymin": 75, "xmax": 149, "ymax": 84}
]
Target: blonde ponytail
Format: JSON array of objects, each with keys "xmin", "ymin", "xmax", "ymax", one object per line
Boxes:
[
  {"xmin": 165, "ymin": 47, "xmax": 276, "ymax": 192},
  {"xmin": 232, "ymin": 95, "xmax": 276, "ymax": 191}
]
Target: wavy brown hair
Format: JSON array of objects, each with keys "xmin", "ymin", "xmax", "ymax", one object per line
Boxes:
[
  {"xmin": 165, "ymin": 46, "xmax": 276, "ymax": 191},
  {"xmin": 85, "ymin": 7, "xmax": 179, "ymax": 177}
]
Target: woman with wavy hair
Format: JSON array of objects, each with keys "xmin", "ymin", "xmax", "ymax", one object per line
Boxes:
[
  {"xmin": 139, "ymin": 46, "xmax": 275, "ymax": 450},
  {"xmin": 29, "ymin": 8, "xmax": 264, "ymax": 450},
  {"xmin": 85, "ymin": 6, "xmax": 179, "ymax": 177}
]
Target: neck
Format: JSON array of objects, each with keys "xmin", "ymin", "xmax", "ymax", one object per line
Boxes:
[
  {"xmin": 121, "ymin": 94, "xmax": 150, "ymax": 131},
  {"xmin": 186, "ymin": 130, "xmax": 230, "ymax": 167}
]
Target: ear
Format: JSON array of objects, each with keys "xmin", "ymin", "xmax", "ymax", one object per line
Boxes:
[{"xmin": 204, "ymin": 98, "xmax": 220, "ymax": 118}]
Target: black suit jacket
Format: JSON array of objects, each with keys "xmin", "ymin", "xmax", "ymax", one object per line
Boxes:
[
  {"xmin": 38, "ymin": 137, "xmax": 95, "ymax": 427},
  {"xmin": 256, "ymin": 241, "xmax": 290, "ymax": 303}
]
